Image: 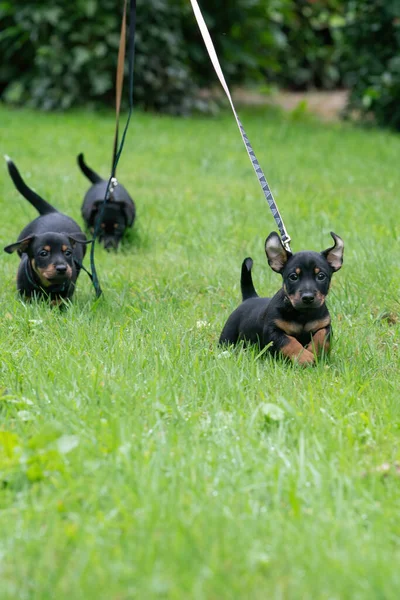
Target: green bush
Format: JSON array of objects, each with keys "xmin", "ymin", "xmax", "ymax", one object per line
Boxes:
[
  {"xmin": 0, "ymin": 0, "xmax": 199, "ymax": 114},
  {"xmin": 0, "ymin": 0, "xmax": 284, "ymax": 114},
  {"xmin": 342, "ymin": 0, "xmax": 400, "ymax": 130},
  {"xmin": 181, "ymin": 0, "xmax": 287, "ymax": 85},
  {"xmin": 2, "ymin": 0, "xmax": 399, "ymax": 130},
  {"xmin": 271, "ymin": 0, "xmax": 345, "ymax": 90}
]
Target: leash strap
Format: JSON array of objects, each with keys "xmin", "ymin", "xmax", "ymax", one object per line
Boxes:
[
  {"xmin": 89, "ymin": 0, "xmax": 136, "ymax": 297},
  {"xmin": 74, "ymin": 259, "xmax": 94, "ymax": 282},
  {"xmin": 188, "ymin": 0, "xmax": 292, "ymax": 253},
  {"xmin": 111, "ymin": 0, "xmax": 128, "ymax": 174}
]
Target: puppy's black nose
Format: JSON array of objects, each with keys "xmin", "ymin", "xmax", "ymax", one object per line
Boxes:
[
  {"xmin": 56, "ymin": 264, "xmax": 67, "ymax": 274},
  {"xmin": 302, "ymin": 292, "xmax": 315, "ymax": 305}
]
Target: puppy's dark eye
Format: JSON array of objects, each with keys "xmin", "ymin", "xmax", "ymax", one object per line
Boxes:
[
  {"xmin": 64, "ymin": 249, "xmax": 72, "ymax": 257},
  {"xmin": 288, "ymin": 273, "xmax": 298, "ymax": 282},
  {"xmin": 316, "ymin": 272, "xmax": 326, "ymax": 281},
  {"xmin": 39, "ymin": 250, "xmax": 48, "ymax": 257}
]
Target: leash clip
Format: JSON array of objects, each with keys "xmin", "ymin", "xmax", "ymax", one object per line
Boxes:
[
  {"xmin": 281, "ymin": 235, "xmax": 292, "ymax": 254},
  {"xmin": 110, "ymin": 177, "xmax": 118, "ymax": 193}
]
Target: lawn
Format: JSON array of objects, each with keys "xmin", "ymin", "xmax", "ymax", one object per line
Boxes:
[{"xmin": 1, "ymin": 103, "xmax": 400, "ymax": 599}]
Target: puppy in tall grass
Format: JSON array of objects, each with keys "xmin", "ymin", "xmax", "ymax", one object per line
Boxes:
[
  {"xmin": 4, "ymin": 157, "xmax": 89, "ymax": 303},
  {"xmin": 77, "ymin": 153, "xmax": 135, "ymax": 250},
  {"xmin": 219, "ymin": 232, "xmax": 344, "ymax": 366}
]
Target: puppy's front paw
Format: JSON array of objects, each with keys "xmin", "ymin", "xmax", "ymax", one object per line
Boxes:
[
  {"xmin": 305, "ymin": 328, "xmax": 330, "ymax": 357},
  {"xmin": 295, "ymin": 349, "xmax": 315, "ymax": 367}
]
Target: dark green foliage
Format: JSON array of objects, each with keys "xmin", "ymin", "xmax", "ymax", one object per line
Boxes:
[
  {"xmin": 180, "ymin": 0, "xmax": 283, "ymax": 85},
  {"xmin": 0, "ymin": 0, "xmax": 346, "ymax": 114},
  {"xmin": 1, "ymin": 0, "xmax": 400, "ymax": 129},
  {"xmin": 0, "ymin": 0, "xmax": 199, "ymax": 114},
  {"xmin": 343, "ymin": 0, "xmax": 400, "ymax": 130},
  {"xmin": 272, "ymin": 0, "xmax": 345, "ymax": 90},
  {"xmin": 0, "ymin": 0, "xmax": 280, "ymax": 114}
]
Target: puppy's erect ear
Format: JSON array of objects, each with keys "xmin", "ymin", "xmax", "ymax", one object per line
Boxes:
[
  {"xmin": 265, "ymin": 232, "xmax": 292, "ymax": 273},
  {"xmin": 4, "ymin": 235, "xmax": 35, "ymax": 254},
  {"xmin": 321, "ymin": 232, "xmax": 344, "ymax": 272}
]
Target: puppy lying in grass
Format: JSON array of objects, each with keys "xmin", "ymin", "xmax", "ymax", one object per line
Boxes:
[{"xmin": 219, "ymin": 232, "xmax": 344, "ymax": 365}]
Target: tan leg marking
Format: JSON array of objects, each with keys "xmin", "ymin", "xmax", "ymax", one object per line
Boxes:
[
  {"xmin": 280, "ymin": 336, "xmax": 315, "ymax": 366},
  {"xmin": 50, "ymin": 298, "xmax": 63, "ymax": 307},
  {"xmin": 306, "ymin": 328, "xmax": 330, "ymax": 356}
]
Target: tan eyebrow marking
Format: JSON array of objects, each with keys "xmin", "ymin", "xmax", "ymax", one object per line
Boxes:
[
  {"xmin": 314, "ymin": 267, "xmax": 320, "ymax": 274},
  {"xmin": 62, "ymin": 245, "xmax": 68, "ymax": 252},
  {"xmin": 43, "ymin": 245, "xmax": 51, "ymax": 251},
  {"xmin": 295, "ymin": 267, "xmax": 301, "ymax": 275}
]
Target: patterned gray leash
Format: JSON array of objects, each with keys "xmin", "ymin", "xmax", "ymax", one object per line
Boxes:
[{"xmin": 189, "ymin": 0, "xmax": 292, "ymax": 253}]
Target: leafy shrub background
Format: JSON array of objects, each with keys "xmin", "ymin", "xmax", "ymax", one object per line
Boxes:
[
  {"xmin": 0, "ymin": 0, "xmax": 198, "ymax": 113},
  {"xmin": 0, "ymin": 0, "xmax": 344, "ymax": 114},
  {"xmin": 271, "ymin": 0, "xmax": 344, "ymax": 90},
  {"xmin": 342, "ymin": 0, "xmax": 400, "ymax": 130},
  {"xmin": 1, "ymin": 0, "xmax": 400, "ymax": 129},
  {"xmin": 0, "ymin": 0, "xmax": 284, "ymax": 114}
]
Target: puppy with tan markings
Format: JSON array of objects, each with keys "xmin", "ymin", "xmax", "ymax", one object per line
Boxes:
[
  {"xmin": 4, "ymin": 157, "xmax": 90, "ymax": 302},
  {"xmin": 77, "ymin": 153, "xmax": 135, "ymax": 250},
  {"xmin": 219, "ymin": 232, "xmax": 344, "ymax": 365}
]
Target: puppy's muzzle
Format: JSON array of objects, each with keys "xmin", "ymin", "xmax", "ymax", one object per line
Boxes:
[
  {"xmin": 295, "ymin": 290, "xmax": 325, "ymax": 310},
  {"xmin": 102, "ymin": 236, "xmax": 119, "ymax": 251},
  {"xmin": 301, "ymin": 292, "xmax": 315, "ymax": 305}
]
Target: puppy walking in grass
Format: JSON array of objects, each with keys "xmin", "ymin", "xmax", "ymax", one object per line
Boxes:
[
  {"xmin": 219, "ymin": 232, "xmax": 344, "ymax": 365},
  {"xmin": 4, "ymin": 157, "xmax": 90, "ymax": 303},
  {"xmin": 77, "ymin": 153, "xmax": 135, "ymax": 250}
]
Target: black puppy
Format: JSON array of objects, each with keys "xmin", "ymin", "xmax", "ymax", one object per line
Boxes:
[
  {"xmin": 77, "ymin": 153, "xmax": 135, "ymax": 250},
  {"xmin": 4, "ymin": 157, "xmax": 89, "ymax": 303},
  {"xmin": 219, "ymin": 232, "xmax": 344, "ymax": 366}
]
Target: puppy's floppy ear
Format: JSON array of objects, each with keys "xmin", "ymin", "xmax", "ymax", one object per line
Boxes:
[
  {"xmin": 265, "ymin": 232, "xmax": 292, "ymax": 273},
  {"xmin": 4, "ymin": 235, "xmax": 35, "ymax": 254},
  {"xmin": 321, "ymin": 232, "xmax": 344, "ymax": 272},
  {"xmin": 82, "ymin": 199, "xmax": 101, "ymax": 226},
  {"xmin": 121, "ymin": 201, "xmax": 135, "ymax": 227},
  {"xmin": 91, "ymin": 200, "xmax": 102, "ymax": 215},
  {"xmin": 68, "ymin": 235, "xmax": 93, "ymax": 248}
]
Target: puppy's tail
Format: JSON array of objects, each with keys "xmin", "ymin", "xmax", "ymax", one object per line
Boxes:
[
  {"xmin": 4, "ymin": 156, "xmax": 57, "ymax": 215},
  {"xmin": 241, "ymin": 257, "xmax": 259, "ymax": 301},
  {"xmin": 77, "ymin": 153, "xmax": 103, "ymax": 184}
]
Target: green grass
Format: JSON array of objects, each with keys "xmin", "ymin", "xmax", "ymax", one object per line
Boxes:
[{"xmin": 1, "ymin": 103, "xmax": 400, "ymax": 599}]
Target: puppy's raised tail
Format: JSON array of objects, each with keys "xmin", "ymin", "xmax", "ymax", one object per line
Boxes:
[
  {"xmin": 4, "ymin": 156, "xmax": 57, "ymax": 215},
  {"xmin": 241, "ymin": 257, "xmax": 259, "ymax": 301},
  {"xmin": 77, "ymin": 153, "xmax": 103, "ymax": 184}
]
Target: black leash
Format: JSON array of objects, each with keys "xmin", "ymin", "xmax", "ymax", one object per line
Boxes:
[
  {"xmin": 74, "ymin": 258, "xmax": 94, "ymax": 283},
  {"xmin": 89, "ymin": 0, "xmax": 136, "ymax": 297},
  {"xmin": 189, "ymin": 0, "xmax": 292, "ymax": 253}
]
